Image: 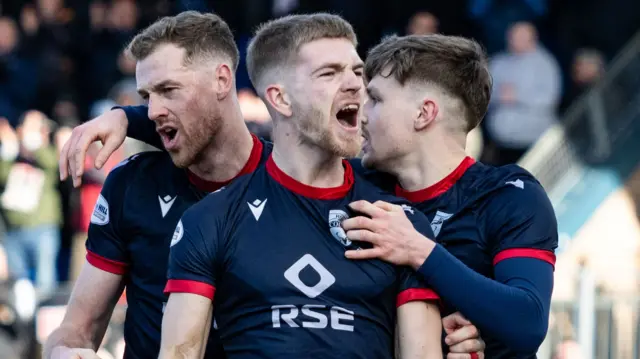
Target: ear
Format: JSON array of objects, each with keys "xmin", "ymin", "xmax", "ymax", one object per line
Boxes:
[
  {"xmin": 415, "ymin": 98, "xmax": 438, "ymax": 131},
  {"xmin": 215, "ymin": 63, "xmax": 234, "ymax": 100},
  {"xmin": 263, "ymin": 84, "xmax": 292, "ymax": 118}
]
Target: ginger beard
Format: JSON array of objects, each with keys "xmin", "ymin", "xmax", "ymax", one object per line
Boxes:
[
  {"xmin": 159, "ymin": 86, "xmax": 222, "ymax": 169},
  {"xmin": 291, "ymin": 90, "xmax": 363, "ymax": 159}
]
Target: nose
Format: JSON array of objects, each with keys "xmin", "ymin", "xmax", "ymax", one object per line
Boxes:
[
  {"xmin": 147, "ymin": 95, "xmax": 169, "ymax": 122},
  {"xmin": 341, "ymin": 70, "xmax": 363, "ymax": 94}
]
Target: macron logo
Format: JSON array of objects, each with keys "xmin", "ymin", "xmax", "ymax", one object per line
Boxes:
[
  {"xmin": 159, "ymin": 195, "xmax": 177, "ymax": 218},
  {"xmin": 506, "ymin": 179, "xmax": 524, "ymax": 189},
  {"xmin": 248, "ymin": 198, "xmax": 267, "ymax": 221}
]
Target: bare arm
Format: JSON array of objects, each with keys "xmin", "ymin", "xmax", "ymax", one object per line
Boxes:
[
  {"xmin": 42, "ymin": 261, "xmax": 125, "ymax": 358},
  {"xmin": 396, "ymin": 301, "xmax": 443, "ymax": 359},
  {"xmin": 159, "ymin": 293, "xmax": 213, "ymax": 359}
]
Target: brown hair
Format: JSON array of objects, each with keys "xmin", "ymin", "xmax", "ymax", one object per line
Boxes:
[
  {"xmin": 365, "ymin": 34, "xmax": 492, "ymax": 131},
  {"xmin": 126, "ymin": 11, "xmax": 239, "ymax": 70},
  {"xmin": 246, "ymin": 13, "xmax": 357, "ymax": 90}
]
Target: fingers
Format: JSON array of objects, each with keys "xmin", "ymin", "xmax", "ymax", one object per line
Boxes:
[
  {"xmin": 445, "ymin": 324, "xmax": 480, "ymax": 346},
  {"xmin": 448, "ymin": 338, "xmax": 484, "ymax": 354},
  {"xmin": 344, "ymin": 248, "xmax": 383, "ymax": 260},
  {"xmin": 373, "ymin": 200, "xmax": 399, "ymax": 212},
  {"xmin": 442, "ymin": 311, "xmax": 472, "ymax": 333},
  {"xmin": 345, "ymin": 229, "xmax": 378, "ymax": 244},
  {"xmin": 341, "ymin": 216, "xmax": 377, "ymax": 231},
  {"xmin": 95, "ymin": 135, "xmax": 121, "ymax": 169},
  {"xmin": 447, "ymin": 353, "xmax": 483, "ymax": 359},
  {"xmin": 59, "ymin": 134, "xmax": 72, "ymax": 180},
  {"xmin": 348, "ymin": 200, "xmax": 388, "ymax": 218},
  {"xmin": 71, "ymin": 132, "xmax": 95, "ymax": 187}
]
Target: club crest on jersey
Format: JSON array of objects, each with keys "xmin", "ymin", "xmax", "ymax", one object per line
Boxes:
[
  {"xmin": 90, "ymin": 194, "xmax": 109, "ymax": 225},
  {"xmin": 328, "ymin": 209, "xmax": 352, "ymax": 247},
  {"xmin": 170, "ymin": 220, "xmax": 184, "ymax": 247},
  {"xmin": 430, "ymin": 210, "xmax": 453, "ymax": 237}
]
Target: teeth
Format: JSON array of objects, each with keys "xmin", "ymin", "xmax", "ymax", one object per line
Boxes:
[{"xmin": 341, "ymin": 104, "xmax": 359, "ymax": 112}]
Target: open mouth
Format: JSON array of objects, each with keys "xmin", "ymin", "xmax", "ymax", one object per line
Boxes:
[
  {"xmin": 157, "ymin": 126, "xmax": 179, "ymax": 150},
  {"xmin": 335, "ymin": 104, "xmax": 359, "ymax": 129}
]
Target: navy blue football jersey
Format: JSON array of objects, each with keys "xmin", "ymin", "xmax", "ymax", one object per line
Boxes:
[
  {"xmin": 166, "ymin": 155, "xmax": 439, "ymax": 359},
  {"xmin": 86, "ymin": 135, "xmax": 269, "ymax": 359},
  {"xmin": 355, "ymin": 157, "xmax": 557, "ymax": 358}
]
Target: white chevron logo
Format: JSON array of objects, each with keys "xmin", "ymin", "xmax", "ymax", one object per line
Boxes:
[{"xmin": 159, "ymin": 195, "xmax": 177, "ymax": 218}]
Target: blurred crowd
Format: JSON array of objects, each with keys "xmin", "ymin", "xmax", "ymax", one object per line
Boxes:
[{"xmin": 0, "ymin": 0, "xmax": 639, "ymax": 351}]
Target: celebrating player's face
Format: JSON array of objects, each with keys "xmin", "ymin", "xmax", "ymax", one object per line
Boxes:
[
  {"xmin": 136, "ymin": 44, "xmax": 222, "ymax": 168},
  {"xmin": 288, "ymin": 38, "xmax": 364, "ymax": 158},
  {"xmin": 361, "ymin": 74, "xmax": 419, "ymax": 170}
]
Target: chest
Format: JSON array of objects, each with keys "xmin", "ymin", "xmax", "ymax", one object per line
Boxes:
[
  {"xmin": 123, "ymin": 184, "xmax": 202, "ymax": 274},
  {"xmin": 425, "ymin": 205, "xmax": 493, "ymax": 275},
  {"xmin": 219, "ymin": 193, "xmax": 400, "ymax": 307}
]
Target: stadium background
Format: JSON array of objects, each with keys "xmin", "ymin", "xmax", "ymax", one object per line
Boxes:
[{"xmin": 1, "ymin": 0, "xmax": 640, "ymax": 358}]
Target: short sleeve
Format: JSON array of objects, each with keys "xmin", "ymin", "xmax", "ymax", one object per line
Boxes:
[
  {"xmin": 395, "ymin": 203, "xmax": 439, "ymax": 307},
  {"xmin": 164, "ymin": 198, "xmax": 224, "ymax": 301},
  {"xmin": 484, "ymin": 179, "xmax": 558, "ymax": 268},
  {"xmin": 85, "ymin": 159, "xmax": 133, "ymax": 275}
]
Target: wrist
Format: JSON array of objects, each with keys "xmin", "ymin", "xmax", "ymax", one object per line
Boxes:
[{"xmin": 408, "ymin": 232, "xmax": 436, "ymax": 270}]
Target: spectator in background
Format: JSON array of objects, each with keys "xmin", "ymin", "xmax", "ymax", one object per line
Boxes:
[
  {"xmin": 0, "ymin": 112, "xmax": 62, "ymax": 298},
  {"xmin": 468, "ymin": 0, "xmax": 548, "ymax": 54},
  {"xmin": 483, "ymin": 22, "xmax": 561, "ymax": 165},
  {"xmin": 406, "ymin": 11, "xmax": 439, "ymax": 35},
  {"xmin": 559, "ymin": 48, "xmax": 606, "ymax": 112},
  {"xmin": 0, "ymin": 16, "xmax": 39, "ymax": 125}
]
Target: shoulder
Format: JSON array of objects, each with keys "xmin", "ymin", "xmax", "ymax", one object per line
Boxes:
[
  {"xmin": 106, "ymin": 151, "xmax": 172, "ymax": 182},
  {"xmin": 475, "ymin": 165, "xmax": 557, "ymax": 247}
]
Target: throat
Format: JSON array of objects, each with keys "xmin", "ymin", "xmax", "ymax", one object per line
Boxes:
[{"xmin": 188, "ymin": 131, "xmax": 254, "ymax": 183}]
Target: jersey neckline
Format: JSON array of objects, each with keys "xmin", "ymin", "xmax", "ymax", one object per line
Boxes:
[
  {"xmin": 187, "ymin": 134, "xmax": 263, "ymax": 192},
  {"xmin": 395, "ymin": 156, "xmax": 476, "ymax": 202},
  {"xmin": 265, "ymin": 154, "xmax": 354, "ymax": 200}
]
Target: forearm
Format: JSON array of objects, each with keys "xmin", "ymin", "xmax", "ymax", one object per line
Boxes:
[
  {"xmin": 415, "ymin": 245, "xmax": 551, "ymax": 352},
  {"xmin": 396, "ymin": 301, "xmax": 443, "ymax": 359},
  {"xmin": 159, "ymin": 293, "xmax": 212, "ymax": 359},
  {"xmin": 42, "ymin": 319, "xmax": 109, "ymax": 358},
  {"xmin": 117, "ymin": 105, "xmax": 164, "ymax": 150}
]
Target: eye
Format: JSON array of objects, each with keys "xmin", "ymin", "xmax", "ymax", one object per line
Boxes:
[
  {"xmin": 320, "ymin": 71, "xmax": 335, "ymax": 78},
  {"xmin": 354, "ymin": 70, "xmax": 363, "ymax": 77}
]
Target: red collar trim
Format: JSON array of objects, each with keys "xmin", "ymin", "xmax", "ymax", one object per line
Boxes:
[
  {"xmin": 266, "ymin": 155, "xmax": 354, "ymax": 200},
  {"xmin": 187, "ymin": 134, "xmax": 263, "ymax": 192},
  {"xmin": 395, "ymin": 156, "xmax": 475, "ymax": 202}
]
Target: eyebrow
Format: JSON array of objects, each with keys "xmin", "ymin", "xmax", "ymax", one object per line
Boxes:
[
  {"xmin": 137, "ymin": 80, "xmax": 181, "ymax": 96},
  {"xmin": 312, "ymin": 62, "xmax": 365, "ymax": 75}
]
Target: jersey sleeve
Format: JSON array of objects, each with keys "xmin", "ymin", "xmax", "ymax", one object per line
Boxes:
[
  {"xmin": 484, "ymin": 179, "xmax": 558, "ymax": 268},
  {"xmin": 85, "ymin": 157, "xmax": 136, "ymax": 275},
  {"xmin": 395, "ymin": 204, "xmax": 439, "ymax": 307},
  {"xmin": 164, "ymin": 197, "xmax": 225, "ymax": 301},
  {"xmin": 113, "ymin": 105, "xmax": 164, "ymax": 150}
]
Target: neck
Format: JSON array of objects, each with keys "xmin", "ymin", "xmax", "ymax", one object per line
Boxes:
[
  {"xmin": 271, "ymin": 121, "xmax": 345, "ymax": 188},
  {"xmin": 393, "ymin": 128, "xmax": 468, "ymax": 192},
  {"xmin": 188, "ymin": 102, "xmax": 254, "ymax": 182}
]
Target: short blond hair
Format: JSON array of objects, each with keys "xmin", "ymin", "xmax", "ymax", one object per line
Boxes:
[
  {"xmin": 246, "ymin": 13, "xmax": 357, "ymax": 90},
  {"xmin": 366, "ymin": 34, "xmax": 492, "ymax": 132},
  {"xmin": 126, "ymin": 11, "xmax": 239, "ymax": 70}
]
